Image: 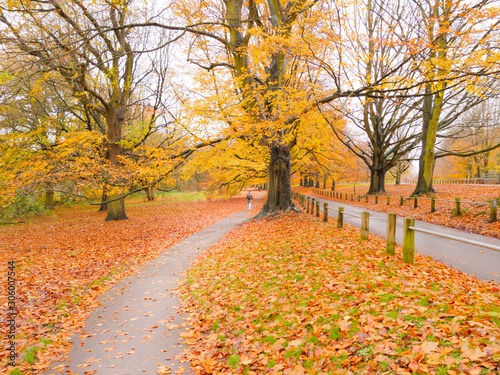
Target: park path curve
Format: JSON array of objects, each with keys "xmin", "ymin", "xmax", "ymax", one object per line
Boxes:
[
  {"xmin": 46, "ymin": 193, "xmax": 263, "ymax": 375},
  {"xmin": 303, "ymin": 194, "xmax": 500, "ymax": 283}
]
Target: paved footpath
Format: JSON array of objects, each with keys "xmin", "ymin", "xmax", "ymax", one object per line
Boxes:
[
  {"xmin": 47, "ymin": 200, "xmax": 258, "ymax": 375},
  {"xmin": 305, "ymin": 194, "xmax": 500, "ymax": 283}
]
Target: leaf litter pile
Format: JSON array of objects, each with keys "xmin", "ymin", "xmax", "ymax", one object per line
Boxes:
[
  {"xmin": 0, "ymin": 196, "xmax": 245, "ymax": 373},
  {"xmin": 180, "ymin": 213, "xmax": 500, "ymax": 374},
  {"xmin": 297, "ymin": 184, "xmax": 500, "ymax": 239}
]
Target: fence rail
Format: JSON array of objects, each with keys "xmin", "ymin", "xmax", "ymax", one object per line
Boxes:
[
  {"xmin": 326, "ymin": 177, "xmax": 499, "ymax": 186},
  {"xmin": 401, "ymin": 177, "xmax": 498, "ymax": 185},
  {"xmin": 293, "ymin": 192, "xmax": 500, "ymax": 266},
  {"xmin": 408, "ymin": 225, "xmax": 500, "ymax": 252}
]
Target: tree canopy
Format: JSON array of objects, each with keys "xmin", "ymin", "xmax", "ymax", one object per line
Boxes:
[{"xmin": 1, "ymin": 0, "xmax": 499, "ymax": 221}]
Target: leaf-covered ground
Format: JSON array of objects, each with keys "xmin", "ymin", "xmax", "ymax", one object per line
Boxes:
[
  {"xmin": 179, "ymin": 213, "xmax": 500, "ymax": 374},
  {"xmin": 296, "ymin": 184, "xmax": 500, "ymax": 239},
  {"xmin": 0, "ymin": 195, "xmax": 246, "ymax": 374}
]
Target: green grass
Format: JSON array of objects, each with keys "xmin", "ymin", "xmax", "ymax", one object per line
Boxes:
[
  {"xmin": 161, "ymin": 190, "xmax": 206, "ymax": 202},
  {"xmin": 22, "ymin": 338, "xmax": 53, "ymax": 365}
]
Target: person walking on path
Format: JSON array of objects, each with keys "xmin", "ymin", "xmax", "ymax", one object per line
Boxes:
[{"xmin": 247, "ymin": 191, "xmax": 253, "ymax": 210}]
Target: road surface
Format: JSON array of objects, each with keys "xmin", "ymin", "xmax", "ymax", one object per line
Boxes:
[{"xmin": 304, "ymin": 194, "xmax": 500, "ymax": 283}]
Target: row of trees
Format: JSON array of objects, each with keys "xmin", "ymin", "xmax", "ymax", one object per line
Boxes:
[{"xmin": 1, "ymin": 0, "xmax": 499, "ymax": 221}]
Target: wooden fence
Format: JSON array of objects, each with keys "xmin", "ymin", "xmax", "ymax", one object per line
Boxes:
[
  {"xmin": 333, "ymin": 177, "xmax": 499, "ymax": 186},
  {"xmin": 310, "ymin": 189, "xmax": 498, "ymax": 223},
  {"xmin": 401, "ymin": 177, "xmax": 498, "ymax": 185},
  {"xmin": 293, "ymin": 192, "xmax": 500, "ymax": 265}
]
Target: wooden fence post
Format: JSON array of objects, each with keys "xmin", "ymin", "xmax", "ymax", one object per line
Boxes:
[
  {"xmin": 323, "ymin": 203, "xmax": 328, "ymax": 222},
  {"xmin": 403, "ymin": 218, "xmax": 415, "ymax": 264},
  {"xmin": 375, "ymin": 194, "xmax": 378, "ymax": 204},
  {"xmin": 310, "ymin": 198, "xmax": 315, "ymax": 215},
  {"xmin": 455, "ymin": 198, "xmax": 461, "ymax": 216},
  {"xmin": 431, "ymin": 196, "xmax": 435, "ymax": 213},
  {"xmin": 400, "ymin": 196, "xmax": 404, "ymax": 206},
  {"xmin": 386, "ymin": 213, "xmax": 396, "ymax": 255},
  {"xmin": 491, "ymin": 200, "xmax": 498, "ymax": 222},
  {"xmin": 351, "ymin": 193, "xmax": 353, "ymax": 201},
  {"xmin": 361, "ymin": 211, "xmax": 369, "ymax": 240},
  {"xmin": 358, "ymin": 194, "xmax": 361, "ymax": 202},
  {"xmin": 337, "ymin": 207, "xmax": 344, "ymax": 228},
  {"xmin": 316, "ymin": 201, "xmax": 320, "ymax": 217},
  {"xmin": 387, "ymin": 196, "xmax": 390, "ymax": 205},
  {"xmin": 413, "ymin": 196, "xmax": 418, "ymax": 208},
  {"xmin": 365, "ymin": 195, "xmax": 368, "ymax": 203},
  {"xmin": 307, "ymin": 197, "xmax": 310, "ymax": 212}
]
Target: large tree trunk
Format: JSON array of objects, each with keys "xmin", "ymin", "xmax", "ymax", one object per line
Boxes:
[
  {"xmin": 98, "ymin": 186, "xmax": 108, "ymax": 212},
  {"xmin": 145, "ymin": 187, "xmax": 155, "ymax": 201},
  {"xmin": 105, "ymin": 196, "xmax": 128, "ymax": 221},
  {"xmin": 367, "ymin": 168, "xmax": 387, "ymax": 194},
  {"xmin": 413, "ymin": 4, "xmax": 448, "ymax": 196},
  {"xmin": 45, "ymin": 189, "xmax": 54, "ymax": 209},
  {"xmin": 394, "ymin": 163, "xmax": 402, "ymax": 185},
  {"xmin": 413, "ymin": 85, "xmax": 444, "ymax": 196},
  {"xmin": 414, "ymin": 152, "xmax": 436, "ymax": 195},
  {"xmin": 256, "ymin": 144, "xmax": 299, "ymax": 218},
  {"xmin": 104, "ymin": 107, "xmax": 128, "ymax": 221}
]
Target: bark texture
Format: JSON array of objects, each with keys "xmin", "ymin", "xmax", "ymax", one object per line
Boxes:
[
  {"xmin": 146, "ymin": 187, "xmax": 155, "ymax": 201},
  {"xmin": 256, "ymin": 145, "xmax": 299, "ymax": 218},
  {"xmin": 413, "ymin": 84, "xmax": 444, "ymax": 195},
  {"xmin": 98, "ymin": 187, "xmax": 108, "ymax": 212},
  {"xmin": 368, "ymin": 168, "xmax": 387, "ymax": 194},
  {"xmin": 105, "ymin": 195, "xmax": 128, "ymax": 221},
  {"xmin": 45, "ymin": 190, "xmax": 54, "ymax": 209}
]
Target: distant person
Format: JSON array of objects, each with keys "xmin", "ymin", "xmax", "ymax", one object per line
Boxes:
[
  {"xmin": 258, "ymin": 185, "xmax": 261, "ymax": 192},
  {"xmin": 247, "ymin": 191, "xmax": 253, "ymax": 210}
]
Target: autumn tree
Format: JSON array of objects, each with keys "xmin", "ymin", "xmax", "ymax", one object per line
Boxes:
[
  {"xmin": 436, "ymin": 99, "xmax": 500, "ymax": 177},
  {"xmin": 406, "ymin": 0, "xmax": 500, "ymax": 195},
  {"xmin": 166, "ymin": 0, "xmax": 429, "ymax": 217},
  {"xmin": 292, "ymin": 112, "xmax": 355, "ymax": 190},
  {"xmin": 389, "ymin": 160, "xmax": 414, "ymax": 185},
  {"xmin": 0, "ymin": 52, "xmax": 91, "ymax": 212},
  {"xmin": 323, "ymin": 0, "xmax": 423, "ymax": 194},
  {"xmin": 163, "ymin": 0, "xmax": 321, "ymax": 216},
  {"xmin": 0, "ymin": 0, "xmax": 187, "ymax": 221}
]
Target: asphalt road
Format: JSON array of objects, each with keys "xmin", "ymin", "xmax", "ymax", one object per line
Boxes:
[{"xmin": 304, "ymin": 194, "xmax": 500, "ymax": 283}]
